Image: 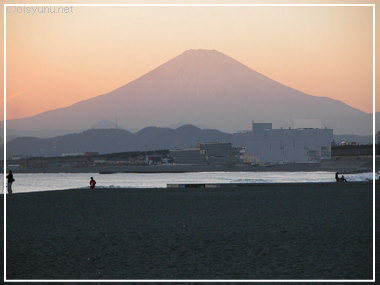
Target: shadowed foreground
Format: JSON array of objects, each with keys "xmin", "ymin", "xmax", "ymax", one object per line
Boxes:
[{"xmin": 6, "ymin": 183, "xmax": 373, "ymax": 280}]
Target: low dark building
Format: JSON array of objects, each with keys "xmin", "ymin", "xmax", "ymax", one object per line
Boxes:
[{"xmin": 170, "ymin": 142, "xmax": 242, "ymax": 165}]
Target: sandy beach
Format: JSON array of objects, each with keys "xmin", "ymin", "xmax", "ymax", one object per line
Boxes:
[{"xmin": 4, "ymin": 182, "xmax": 373, "ymax": 280}]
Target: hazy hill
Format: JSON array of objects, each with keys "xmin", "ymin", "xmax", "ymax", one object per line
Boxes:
[
  {"xmin": 7, "ymin": 49, "xmax": 373, "ymax": 135},
  {"xmin": 6, "ymin": 125, "xmax": 231, "ymax": 157},
  {"xmin": 2, "ymin": 128, "xmax": 78, "ymax": 142},
  {"xmin": 6, "ymin": 129, "xmax": 133, "ymax": 157}
]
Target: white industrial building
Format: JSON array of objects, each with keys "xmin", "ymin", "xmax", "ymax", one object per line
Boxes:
[{"xmin": 244, "ymin": 122, "xmax": 333, "ymax": 164}]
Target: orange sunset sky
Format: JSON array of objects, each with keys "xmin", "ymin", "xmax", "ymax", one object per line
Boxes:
[{"xmin": 0, "ymin": 0, "xmax": 378, "ymax": 121}]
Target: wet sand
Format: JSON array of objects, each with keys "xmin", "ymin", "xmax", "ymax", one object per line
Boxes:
[{"xmin": 4, "ymin": 183, "xmax": 373, "ymax": 280}]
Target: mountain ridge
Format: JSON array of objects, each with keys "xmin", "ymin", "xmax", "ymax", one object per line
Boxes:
[
  {"xmin": 6, "ymin": 49, "xmax": 373, "ymax": 135},
  {"xmin": 5, "ymin": 125, "xmax": 230, "ymax": 157}
]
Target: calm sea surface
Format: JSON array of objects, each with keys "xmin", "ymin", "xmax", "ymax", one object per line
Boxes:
[{"xmin": 0, "ymin": 171, "xmax": 375, "ymax": 194}]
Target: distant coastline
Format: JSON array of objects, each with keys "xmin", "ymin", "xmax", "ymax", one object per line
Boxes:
[{"xmin": 8, "ymin": 157, "xmax": 373, "ymax": 174}]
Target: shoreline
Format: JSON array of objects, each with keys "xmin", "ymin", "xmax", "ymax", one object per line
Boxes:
[{"xmin": 4, "ymin": 181, "xmax": 375, "ymax": 195}]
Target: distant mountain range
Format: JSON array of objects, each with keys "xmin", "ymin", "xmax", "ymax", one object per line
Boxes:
[
  {"xmin": 5, "ymin": 49, "xmax": 374, "ymax": 135},
  {"xmin": 5, "ymin": 125, "xmax": 229, "ymax": 157},
  {"xmin": 4, "ymin": 125, "xmax": 373, "ymax": 158},
  {"xmin": 1, "ymin": 121, "xmax": 208, "ymax": 142}
]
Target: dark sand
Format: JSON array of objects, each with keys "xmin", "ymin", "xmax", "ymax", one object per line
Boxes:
[{"xmin": 4, "ymin": 183, "xmax": 374, "ymax": 280}]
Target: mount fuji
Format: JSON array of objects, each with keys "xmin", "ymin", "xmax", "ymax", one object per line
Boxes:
[{"xmin": 7, "ymin": 49, "xmax": 373, "ymax": 135}]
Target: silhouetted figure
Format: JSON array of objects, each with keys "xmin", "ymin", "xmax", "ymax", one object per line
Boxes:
[
  {"xmin": 335, "ymin": 172, "xmax": 347, "ymax": 182},
  {"xmin": 7, "ymin": 170, "xmax": 14, "ymax": 194},
  {"xmin": 89, "ymin": 177, "xmax": 96, "ymax": 189}
]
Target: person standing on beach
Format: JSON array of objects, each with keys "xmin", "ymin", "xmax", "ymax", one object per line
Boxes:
[
  {"xmin": 89, "ymin": 177, "xmax": 96, "ymax": 189},
  {"xmin": 7, "ymin": 170, "xmax": 14, "ymax": 194}
]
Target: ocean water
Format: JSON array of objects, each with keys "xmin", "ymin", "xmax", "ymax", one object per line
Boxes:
[{"xmin": 1, "ymin": 171, "xmax": 376, "ymax": 194}]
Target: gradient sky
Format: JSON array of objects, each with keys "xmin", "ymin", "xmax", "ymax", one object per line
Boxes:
[{"xmin": 0, "ymin": 0, "xmax": 377, "ymax": 120}]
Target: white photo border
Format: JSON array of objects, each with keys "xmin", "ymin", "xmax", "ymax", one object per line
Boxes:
[{"xmin": 3, "ymin": 2, "xmax": 376, "ymax": 283}]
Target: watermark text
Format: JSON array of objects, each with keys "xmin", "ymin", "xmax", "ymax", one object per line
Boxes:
[{"xmin": 7, "ymin": 6, "xmax": 74, "ymax": 15}]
